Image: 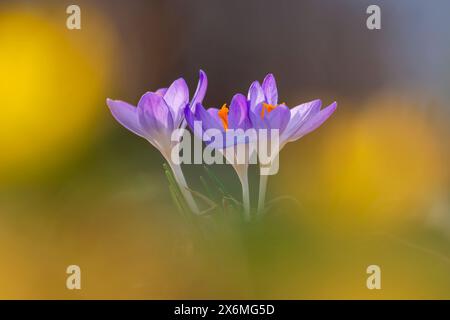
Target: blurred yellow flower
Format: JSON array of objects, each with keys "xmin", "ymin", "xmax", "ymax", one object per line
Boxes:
[
  {"xmin": 0, "ymin": 7, "xmax": 115, "ymax": 183},
  {"xmin": 279, "ymin": 95, "xmax": 447, "ymax": 227}
]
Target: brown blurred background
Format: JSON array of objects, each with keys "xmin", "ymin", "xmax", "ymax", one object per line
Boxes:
[{"xmin": 0, "ymin": 0, "xmax": 449, "ymax": 299}]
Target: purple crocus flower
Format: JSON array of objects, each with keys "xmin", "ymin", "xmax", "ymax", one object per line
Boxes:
[
  {"xmin": 248, "ymin": 74, "xmax": 337, "ymax": 148},
  {"xmin": 247, "ymin": 73, "xmax": 337, "ymax": 212},
  {"xmin": 184, "ymin": 93, "xmax": 252, "ymax": 148},
  {"xmin": 107, "ymin": 70, "xmax": 207, "ymax": 155},
  {"xmin": 184, "ymin": 94, "xmax": 254, "ymax": 218},
  {"xmin": 106, "ymin": 70, "xmax": 208, "ymax": 214}
]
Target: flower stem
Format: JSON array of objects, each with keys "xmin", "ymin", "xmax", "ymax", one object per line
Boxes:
[
  {"xmin": 234, "ymin": 164, "xmax": 250, "ymax": 221},
  {"xmin": 257, "ymin": 173, "xmax": 269, "ymax": 214},
  {"xmin": 241, "ymin": 172, "xmax": 251, "ymax": 221},
  {"xmin": 167, "ymin": 160, "xmax": 200, "ymax": 214}
]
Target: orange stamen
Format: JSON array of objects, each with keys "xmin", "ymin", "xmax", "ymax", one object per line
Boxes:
[
  {"xmin": 261, "ymin": 102, "xmax": 277, "ymax": 119},
  {"xmin": 218, "ymin": 103, "xmax": 229, "ymax": 130}
]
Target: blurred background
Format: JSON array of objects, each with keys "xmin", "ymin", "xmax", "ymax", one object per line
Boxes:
[{"xmin": 0, "ymin": 0, "xmax": 449, "ymax": 299}]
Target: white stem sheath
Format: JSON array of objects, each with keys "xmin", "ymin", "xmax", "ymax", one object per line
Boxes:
[
  {"xmin": 167, "ymin": 160, "xmax": 200, "ymax": 214},
  {"xmin": 234, "ymin": 163, "xmax": 251, "ymax": 221},
  {"xmin": 241, "ymin": 171, "xmax": 251, "ymax": 220},
  {"xmin": 219, "ymin": 147, "xmax": 251, "ymax": 221},
  {"xmin": 257, "ymin": 173, "xmax": 269, "ymax": 214}
]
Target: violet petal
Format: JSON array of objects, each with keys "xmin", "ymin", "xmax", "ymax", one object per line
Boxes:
[
  {"xmin": 163, "ymin": 78, "xmax": 189, "ymax": 127},
  {"xmin": 282, "ymin": 99, "xmax": 321, "ymax": 140},
  {"xmin": 106, "ymin": 98, "xmax": 145, "ymax": 138},
  {"xmin": 248, "ymin": 81, "xmax": 265, "ymax": 112},
  {"xmin": 137, "ymin": 92, "xmax": 174, "ymax": 140},
  {"xmin": 228, "ymin": 93, "xmax": 248, "ymax": 129},
  {"xmin": 288, "ymin": 101, "xmax": 337, "ymax": 141},
  {"xmin": 190, "ymin": 70, "xmax": 208, "ymax": 112},
  {"xmin": 262, "ymin": 73, "xmax": 278, "ymax": 106},
  {"xmin": 265, "ymin": 104, "xmax": 290, "ymax": 133}
]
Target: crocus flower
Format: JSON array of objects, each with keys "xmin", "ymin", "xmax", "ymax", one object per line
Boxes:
[
  {"xmin": 185, "ymin": 93, "xmax": 252, "ymax": 148},
  {"xmin": 106, "ymin": 70, "xmax": 208, "ymax": 214},
  {"xmin": 185, "ymin": 94, "xmax": 254, "ymax": 218},
  {"xmin": 247, "ymin": 74, "xmax": 337, "ymax": 212}
]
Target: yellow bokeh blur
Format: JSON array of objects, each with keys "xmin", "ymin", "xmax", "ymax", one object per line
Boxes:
[
  {"xmin": 0, "ymin": 6, "xmax": 115, "ymax": 183},
  {"xmin": 0, "ymin": 3, "xmax": 448, "ymax": 300},
  {"xmin": 279, "ymin": 94, "xmax": 448, "ymax": 228}
]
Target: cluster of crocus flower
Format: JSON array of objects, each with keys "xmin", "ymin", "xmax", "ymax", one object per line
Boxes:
[{"xmin": 107, "ymin": 70, "xmax": 336, "ymax": 221}]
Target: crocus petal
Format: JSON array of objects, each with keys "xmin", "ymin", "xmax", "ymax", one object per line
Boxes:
[
  {"xmin": 281, "ymin": 99, "xmax": 321, "ymax": 141},
  {"xmin": 262, "ymin": 73, "xmax": 278, "ymax": 106},
  {"xmin": 265, "ymin": 104, "xmax": 290, "ymax": 133},
  {"xmin": 249, "ymin": 103, "xmax": 290, "ymax": 133},
  {"xmin": 190, "ymin": 104, "xmax": 225, "ymax": 148},
  {"xmin": 194, "ymin": 103, "xmax": 224, "ymax": 132},
  {"xmin": 215, "ymin": 131, "xmax": 256, "ymax": 150},
  {"xmin": 248, "ymin": 81, "xmax": 265, "ymax": 112},
  {"xmin": 163, "ymin": 78, "xmax": 189, "ymax": 126},
  {"xmin": 288, "ymin": 101, "xmax": 337, "ymax": 142},
  {"xmin": 249, "ymin": 103, "xmax": 268, "ymax": 130},
  {"xmin": 137, "ymin": 92, "xmax": 174, "ymax": 142},
  {"xmin": 207, "ymin": 107, "xmax": 219, "ymax": 117},
  {"xmin": 228, "ymin": 93, "xmax": 248, "ymax": 129},
  {"xmin": 190, "ymin": 70, "xmax": 208, "ymax": 112},
  {"xmin": 291, "ymin": 99, "xmax": 322, "ymax": 121},
  {"xmin": 185, "ymin": 103, "xmax": 217, "ymax": 133},
  {"xmin": 155, "ymin": 88, "xmax": 167, "ymax": 96},
  {"xmin": 106, "ymin": 98, "xmax": 145, "ymax": 138},
  {"xmin": 184, "ymin": 104, "xmax": 196, "ymax": 132}
]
